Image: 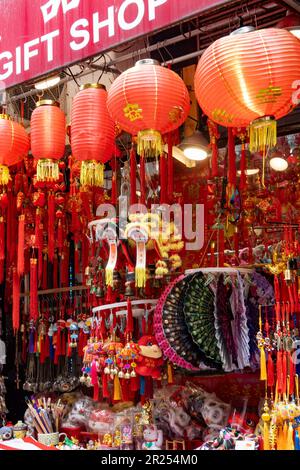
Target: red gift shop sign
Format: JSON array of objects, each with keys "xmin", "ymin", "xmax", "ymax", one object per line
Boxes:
[{"xmin": 0, "ymin": 0, "xmax": 227, "ymax": 89}]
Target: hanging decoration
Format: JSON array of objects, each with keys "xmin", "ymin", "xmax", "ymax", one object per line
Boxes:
[
  {"xmin": 194, "ymin": 28, "xmax": 300, "ymax": 152},
  {"xmin": 71, "ymin": 84, "xmax": 115, "ymax": 188},
  {"xmin": 0, "ymin": 114, "xmax": 29, "ymax": 185},
  {"xmin": 31, "ymin": 100, "xmax": 66, "ymax": 182}
]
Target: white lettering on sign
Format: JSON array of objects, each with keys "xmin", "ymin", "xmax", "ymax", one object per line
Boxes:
[
  {"xmin": 118, "ymin": 0, "xmax": 145, "ymax": 31},
  {"xmin": 41, "ymin": 0, "xmax": 81, "ymax": 24},
  {"xmin": 93, "ymin": 8, "xmax": 115, "ymax": 44},
  {"xmin": 148, "ymin": 0, "xmax": 168, "ymax": 21},
  {"xmin": 0, "ymin": 0, "xmax": 170, "ymax": 83}
]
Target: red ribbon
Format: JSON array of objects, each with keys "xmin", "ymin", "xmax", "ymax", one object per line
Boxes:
[
  {"xmin": 30, "ymin": 258, "xmax": 38, "ymax": 322},
  {"xmin": 13, "ymin": 270, "xmax": 20, "ymax": 331},
  {"xmin": 17, "ymin": 215, "xmax": 25, "ymax": 276},
  {"xmin": 130, "ymin": 146, "xmax": 137, "ymax": 206}
]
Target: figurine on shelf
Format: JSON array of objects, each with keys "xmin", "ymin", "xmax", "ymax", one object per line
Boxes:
[{"xmin": 142, "ymin": 424, "xmax": 163, "ymax": 450}]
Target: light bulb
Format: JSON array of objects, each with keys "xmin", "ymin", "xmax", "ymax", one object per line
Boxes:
[
  {"xmin": 183, "ymin": 147, "xmax": 208, "ymax": 161},
  {"xmin": 270, "ymin": 157, "xmax": 288, "ymax": 172}
]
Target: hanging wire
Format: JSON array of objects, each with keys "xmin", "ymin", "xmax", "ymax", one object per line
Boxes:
[{"xmin": 66, "ymin": 67, "xmax": 80, "ymax": 88}]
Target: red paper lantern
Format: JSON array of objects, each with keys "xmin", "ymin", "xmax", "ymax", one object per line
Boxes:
[
  {"xmin": 194, "ymin": 28, "xmax": 300, "ymax": 152},
  {"xmin": 71, "ymin": 84, "xmax": 115, "ymax": 187},
  {"xmin": 107, "ymin": 59, "xmax": 190, "ymax": 157},
  {"xmin": 31, "ymin": 100, "xmax": 66, "ymax": 182},
  {"xmin": 0, "ymin": 114, "xmax": 29, "ymax": 185}
]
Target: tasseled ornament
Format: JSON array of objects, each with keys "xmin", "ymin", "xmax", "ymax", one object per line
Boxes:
[
  {"xmin": 130, "ymin": 146, "xmax": 137, "ymax": 206},
  {"xmin": 91, "ymin": 359, "xmax": 99, "ymax": 401},
  {"xmin": 126, "ymin": 298, "xmax": 134, "ymax": 335},
  {"xmin": 239, "ymin": 141, "xmax": 247, "ymax": 191},
  {"xmin": 102, "ymin": 372, "xmax": 109, "ymax": 398},
  {"xmin": 17, "ymin": 215, "xmax": 25, "ymax": 276},
  {"xmin": 111, "ymin": 155, "xmax": 117, "ymax": 206},
  {"xmin": 0, "ymin": 165, "xmax": 11, "ymax": 185},
  {"xmin": 137, "ymin": 130, "xmax": 162, "ymax": 158},
  {"xmin": 160, "ymin": 153, "xmax": 167, "ymax": 204},
  {"xmin": 167, "ymin": 362, "xmax": 174, "ymax": 384},
  {"xmin": 37, "ymin": 159, "xmax": 59, "ymax": 182},
  {"xmin": 57, "ymin": 220, "xmax": 63, "ymax": 250},
  {"xmin": 80, "ymin": 160, "xmax": 104, "ymax": 187},
  {"xmin": 13, "ymin": 269, "xmax": 20, "ymax": 331},
  {"xmin": 249, "ymin": 117, "xmax": 277, "ymax": 153},
  {"xmin": 139, "ymin": 151, "xmax": 146, "ymax": 205},
  {"xmin": 113, "ymin": 374, "xmax": 122, "ymax": 401},
  {"xmin": 228, "ymin": 128, "xmax": 236, "ymax": 186},
  {"xmin": 260, "ymin": 346, "xmax": 267, "ymax": 381},
  {"xmin": 42, "ymin": 255, "xmax": 48, "ymax": 290},
  {"xmin": 287, "ymin": 422, "xmax": 295, "ymax": 450},
  {"xmin": 277, "ymin": 351, "xmax": 283, "ymax": 394},
  {"xmin": 282, "ymin": 351, "xmax": 287, "ymax": 396},
  {"xmin": 289, "ymin": 354, "xmax": 295, "ymax": 396},
  {"xmin": 74, "ymin": 243, "xmax": 80, "ymax": 274},
  {"xmin": 47, "ymin": 193, "xmax": 55, "ymax": 263},
  {"xmin": 0, "ymin": 217, "xmax": 5, "ymax": 261},
  {"xmin": 53, "ymin": 254, "xmax": 58, "ymax": 288},
  {"xmin": 208, "ymin": 120, "xmax": 220, "ymax": 178},
  {"xmin": 267, "ymin": 353, "xmax": 275, "ymax": 388},
  {"xmin": 30, "ymin": 258, "xmax": 38, "ymax": 321},
  {"xmin": 167, "ymin": 134, "xmax": 173, "ymax": 202}
]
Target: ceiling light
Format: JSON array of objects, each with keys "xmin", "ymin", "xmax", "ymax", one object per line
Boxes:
[
  {"xmin": 163, "ymin": 144, "xmax": 196, "ymax": 168},
  {"xmin": 270, "ymin": 157, "xmax": 288, "ymax": 172},
  {"xmin": 237, "ymin": 168, "xmax": 259, "ymax": 176},
  {"xmin": 34, "ymin": 75, "xmax": 61, "ymax": 90},
  {"xmin": 178, "ymin": 130, "xmax": 209, "ymax": 161}
]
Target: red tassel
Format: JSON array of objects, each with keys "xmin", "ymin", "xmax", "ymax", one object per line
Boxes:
[
  {"xmin": 57, "ymin": 220, "xmax": 63, "ymax": 250},
  {"xmin": 160, "ymin": 153, "xmax": 167, "ymax": 204},
  {"xmin": 80, "ymin": 190, "xmax": 93, "ymax": 221},
  {"xmin": 239, "ymin": 142, "xmax": 247, "ymax": 191},
  {"xmin": 30, "ymin": 258, "xmax": 38, "ymax": 321},
  {"xmin": 139, "ymin": 152, "xmax": 146, "ymax": 205},
  {"xmin": 289, "ymin": 353, "xmax": 295, "ymax": 396},
  {"xmin": 208, "ymin": 120, "xmax": 219, "ymax": 178},
  {"xmin": 0, "ymin": 260, "xmax": 4, "ymax": 284},
  {"xmin": 13, "ymin": 269, "xmax": 20, "ymax": 332},
  {"xmin": 267, "ymin": 353, "xmax": 275, "ymax": 388},
  {"xmin": 47, "ymin": 193, "xmax": 55, "ymax": 263},
  {"xmin": 130, "ymin": 146, "xmax": 137, "ymax": 206},
  {"xmin": 277, "ymin": 350, "xmax": 283, "ymax": 394},
  {"xmin": 0, "ymin": 217, "xmax": 5, "ymax": 261},
  {"xmin": 219, "ymin": 229, "xmax": 225, "ymax": 267},
  {"xmin": 167, "ymin": 134, "xmax": 174, "ymax": 201},
  {"xmin": 282, "ymin": 351, "xmax": 288, "ymax": 396},
  {"xmin": 126, "ymin": 298, "xmax": 134, "ymax": 335},
  {"xmin": 102, "ymin": 372, "xmax": 109, "ymax": 399},
  {"xmin": 228, "ymin": 128, "xmax": 236, "ymax": 186},
  {"xmin": 111, "ymin": 155, "xmax": 117, "ymax": 206},
  {"xmin": 74, "ymin": 243, "xmax": 80, "ymax": 274},
  {"xmin": 42, "ymin": 255, "xmax": 48, "ymax": 290},
  {"xmin": 53, "ymin": 254, "xmax": 58, "ymax": 288},
  {"xmin": 17, "ymin": 215, "xmax": 25, "ymax": 276}
]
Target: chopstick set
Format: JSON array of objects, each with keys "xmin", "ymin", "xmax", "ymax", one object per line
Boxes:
[{"xmin": 26, "ymin": 397, "xmax": 67, "ymax": 434}]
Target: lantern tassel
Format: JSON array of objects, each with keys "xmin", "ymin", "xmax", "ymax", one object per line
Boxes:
[
  {"xmin": 80, "ymin": 160, "xmax": 104, "ymax": 187},
  {"xmin": 113, "ymin": 375, "xmax": 122, "ymax": 401},
  {"xmin": 160, "ymin": 153, "xmax": 167, "ymax": 204},
  {"xmin": 30, "ymin": 258, "xmax": 38, "ymax": 321},
  {"xmin": 139, "ymin": 151, "xmax": 146, "ymax": 205},
  {"xmin": 249, "ymin": 117, "xmax": 277, "ymax": 153},
  {"xmin": 239, "ymin": 141, "xmax": 247, "ymax": 191},
  {"xmin": 228, "ymin": 128, "xmax": 236, "ymax": 186},
  {"xmin": 13, "ymin": 269, "xmax": 20, "ymax": 332},
  {"xmin": 17, "ymin": 215, "xmax": 25, "ymax": 276},
  {"xmin": 137, "ymin": 130, "xmax": 162, "ymax": 158},
  {"xmin": 0, "ymin": 165, "xmax": 11, "ymax": 185},
  {"xmin": 37, "ymin": 159, "xmax": 59, "ymax": 182},
  {"xmin": 0, "ymin": 217, "xmax": 5, "ymax": 261},
  {"xmin": 130, "ymin": 146, "xmax": 137, "ymax": 206},
  {"xmin": 260, "ymin": 346, "xmax": 267, "ymax": 381}
]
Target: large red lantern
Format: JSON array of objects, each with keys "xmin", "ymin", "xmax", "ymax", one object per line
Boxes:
[
  {"xmin": 31, "ymin": 100, "xmax": 66, "ymax": 182},
  {"xmin": 194, "ymin": 27, "xmax": 300, "ymax": 152},
  {"xmin": 0, "ymin": 114, "xmax": 29, "ymax": 185},
  {"xmin": 71, "ymin": 84, "xmax": 115, "ymax": 187},
  {"xmin": 107, "ymin": 59, "xmax": 190, "ymax": 157}
]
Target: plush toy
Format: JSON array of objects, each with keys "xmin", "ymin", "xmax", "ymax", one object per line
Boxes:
[
  {"xmin": 142, "ymin": 424, "xmax": 163, "ymax": 450},
  {"xmin": 135, "ymin": 336, "xmax": 163, "ymax": 379},
  {"xmin": 0, "ymin": 426, "xmax": 13, "ymax": 440}
]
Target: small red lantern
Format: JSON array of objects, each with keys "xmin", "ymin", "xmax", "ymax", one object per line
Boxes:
[
  {"xmin": 0, "ymin": 114, "xmax": 29, "ymax": 185},
  {"xmin": 107, "ymin": 59, "xmax": 190, "ymax": 157},
  {"xmin": 195, "ymin": 27, "xmax": 300, "ymax": 152},
  {"xmin": 31, "ymin": 100, "xmax": 66, "ymax": 182},
  {"xmin": 71, "ymin": 84, "xmax": 115, "ymax": 187}
]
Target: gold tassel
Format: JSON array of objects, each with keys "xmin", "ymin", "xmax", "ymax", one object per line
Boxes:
[
  {"xmin": 282, "ymin": 421, "xmax": 288, "ymax": 450},
  {"xmin": 260, "ymin": 347, "xmax": 267, "ymax": 381},
  {"xmin": 80, "ymin": 160, "xmax": 104, "ymax": 187},
  {"xmin": 37, "ymin": 159, "xmax": 59, "ymax": 182},
  {"xmin": 135, "ymin": 266, "xmax": 146, "ymax": 288},
  {"xmin": 0, "ymin": 165, "xmax": 11, "ymax": 185},
  {"xmin": 249, "ymin": 117, "xmax": 277, "ymax": 153},
  {"xmin": 167, "ymin": 362, "xmax": 174, "ymax": 384},
  {"xmin": 113, "ymin": 375, "xmax": 121, "ymax": 401},
  {"xmin": 137, "ymin": 130, "xmax": 163, "ymax": 158},
  {"xmin": 261, "ymin": 400, "xmax": 270, "ymax": 450},
  {"xmin": 287, "ymin": 422, "xmax": 294, "ymax": 450},
  {"xmin": 105, "ymin": 268, "xmax": 114, "ymax": 287}
]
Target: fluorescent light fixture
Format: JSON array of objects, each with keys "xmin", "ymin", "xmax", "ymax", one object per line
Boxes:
[
  {"xmin": 270, "ymin": 157, "xmax": 288, "ymax": 172},
  {"xmin": 237, "ymin": 168, "xmax": 259, "ymax": 176},
  {"xmin": 163, "ymin": 144, "xmax": 196, "ymax": 168},
  {"xmin": 34, "ymin": 75, "xmax": 61, "ymax": 90},
  {"xmin": 178, "ymin": 130, "xmax": 209, "ymax": 161}
]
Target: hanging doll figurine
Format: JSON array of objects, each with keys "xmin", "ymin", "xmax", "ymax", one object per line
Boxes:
[{"xmin": 135, "ymin": 336, "xmax": 163, "ymax": 401}]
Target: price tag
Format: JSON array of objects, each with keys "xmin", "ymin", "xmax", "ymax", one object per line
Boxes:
[{"xmin": 235, "ymin": 440, "xmax": 255, "ymax": 451}]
